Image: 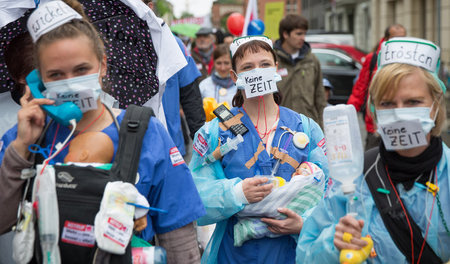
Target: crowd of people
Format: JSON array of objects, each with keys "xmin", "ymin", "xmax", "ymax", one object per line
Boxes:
[{"xmin": 0, "ymin": 0, "xmax": 449, "ymax": 264}]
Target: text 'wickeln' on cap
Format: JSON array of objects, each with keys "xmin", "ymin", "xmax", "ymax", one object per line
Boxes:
[
  {"xmin": 196, "ymin": 27, "xmax": 213, "ymax": 36},
  {"xmin": 229, "ymin": 35, "xmax": 273, "ymax": 58},
  {"xmin": 27, "ymin": 1, "xmax": 83, "ymax": 43}
]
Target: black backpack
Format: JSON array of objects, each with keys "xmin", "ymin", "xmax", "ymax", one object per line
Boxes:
[{"xmin": 31, "ymin": 104, "xmax": 154, "ymax": 264}]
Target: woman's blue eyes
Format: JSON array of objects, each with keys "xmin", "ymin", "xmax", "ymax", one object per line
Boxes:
[
  {"xmin": 241, "ymin": 63, "xmax": 272, "ymax": 71},
  {"xmin": 379, "ymin": 100, "xmax": 423, "ymax": 107},
  {"xmin": 76, "ymin": 67, "xmax": 89, "ymax": 74},
  {"xmin": 407, "ymin": 99, "xmax": 422, "ymax": 105},
  {"xmin": 49, "ymin": 72, "xmax": 60, "ymax": 78}
]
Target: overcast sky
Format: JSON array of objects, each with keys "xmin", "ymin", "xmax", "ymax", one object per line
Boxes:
[{"xmin": 169, "ymin": 0, "xmax": 213, "ymax": 17}]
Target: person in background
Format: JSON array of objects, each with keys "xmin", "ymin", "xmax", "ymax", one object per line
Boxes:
[
  {"xmin": 192, "ymin": 27, "xmax": 216, "ymax": 81},
  {"xmin": 296, "ymin": 37, "xmax": 449, "ymax": 263},
  {"xmin": 190, "ymin": 36, "xmax": 328, "ymax": 264},
  {"xmin": 199, "ymin": 44, "xmax": 236, "ymax": 106},
  {"xmin": 0, "ymin": 30, "xmax": 34, "ymax": 264},
  {"xmin": 347, "ymin": 24, "xmax": 406, "ymax": 150},
  {"xmin": 323, "ymin": 78, "xmax": 334, "ymax": 106},
  {"xmin": 223, "ymin": 32, "xmax": 234, "ymax": 46},
  {"xmin": 274, "ymin": 14, "xmax": 327, "ymax": 127},
  {"xmin": 144, "ymin": 0, "xmax": 206, "ymax": 157}
]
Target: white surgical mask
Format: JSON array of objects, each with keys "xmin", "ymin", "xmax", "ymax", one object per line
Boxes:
[
  {"xmin": 44, "ymin": 68, "xmax": 102, "ymax": 113},
  {"xmin": 376, "ymin": 106, "xmax": 438, "ymax": 150},
  {"xmin": 234, "ymin": 67, "xmax": 282, "ymax": 99},
  {"xmin": 376, "ymin": 106, "xmax": 437, "ymax": 134}
]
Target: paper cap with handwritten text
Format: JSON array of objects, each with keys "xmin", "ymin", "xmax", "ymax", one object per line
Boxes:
[
  {"xmin": 378, "ymin": 37, "xmax": 440, "ymax": 73},
  {"xmin": 27, "ymin": 1, "xmax": 82, "ymax": 43},
  {"xmin": 230, "ymin": 35, "xmax": 273, "ymax": 57}
]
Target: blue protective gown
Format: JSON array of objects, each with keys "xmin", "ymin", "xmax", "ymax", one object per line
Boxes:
[
  {"xmin": 0, "ymin": 110, "xmax": 205, "ymax": 241},
  {"xmin": 296, "ymin": 143, "xmax": 450, "ymax": 263},
  {"xmin": 162, "ymin": 36, "xmax": 201, "ymax": 155},
  {"xmin": 189, "ymin": 106, "xmax": 328, "ymax": 264}
]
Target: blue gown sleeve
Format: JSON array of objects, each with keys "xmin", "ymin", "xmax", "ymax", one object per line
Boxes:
[
  {"xmin": 189, "ymin": 119, "xmax": 246, "ymax": 226},
  {"xmin": 301, "ymin": 115, "xmax": 329, "ymax": 178},
  {"xmin": 137, "ymin": 118, "xmax": 205, "ymax": 238},
  {"xmin": 296, "ymin": 194, "xmax": 347, "ymax": 263},
  {"xmin": 0, "ymin": 125, "xmax": 18, "ymax": 166}
]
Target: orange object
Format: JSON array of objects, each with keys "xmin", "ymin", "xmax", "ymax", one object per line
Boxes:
[{"xmin": 203, "ymin": 97, "xmax": 230, "ymax": 122}]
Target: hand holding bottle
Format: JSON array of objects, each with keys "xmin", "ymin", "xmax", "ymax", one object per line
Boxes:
[{"xmin": 334, "ymin": 215, "xmax": 367, "ymax": 251}]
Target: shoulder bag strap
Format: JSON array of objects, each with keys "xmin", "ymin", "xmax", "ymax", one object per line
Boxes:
[
  {"xmin": 364, "ymin": 148, "xmax": 442, "ymax": 263},
  {"xmin": 110, "ymin": 104, "xmax": 155, "ymax": 183}
]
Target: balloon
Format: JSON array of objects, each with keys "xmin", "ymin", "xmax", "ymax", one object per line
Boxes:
[
  {"xmin": 227, "ymin": 13, "xmax": 245, "ymax": 36},
  {"xmin": 247, "ymin": 19, "xmax": 265, "ymax": 35}
]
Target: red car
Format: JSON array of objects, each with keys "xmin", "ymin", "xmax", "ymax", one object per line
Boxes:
[{"xmin": 310, "ymin": 42, "xmax": 367, "ymax": 64}]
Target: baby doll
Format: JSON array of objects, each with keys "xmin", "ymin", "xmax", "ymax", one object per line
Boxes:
[
  {"xmin": 64, "ymin": 132, "xmax": 147, "ymax": 232},
  {"xmin": 233, "ymin": 162, "xmax": 325, "ymax": 246}
]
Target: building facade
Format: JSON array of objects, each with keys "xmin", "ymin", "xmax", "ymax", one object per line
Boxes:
[{"xmin": 370, "ymin": 0, "xmax": 450, "ymax": 71}]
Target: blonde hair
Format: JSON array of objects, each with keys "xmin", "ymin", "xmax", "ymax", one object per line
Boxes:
[{"xmin": 369, "ymin": 63, "xmax": 446, "ymax": 136}]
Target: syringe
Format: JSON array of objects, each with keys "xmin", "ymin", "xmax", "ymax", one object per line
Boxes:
[{"xmin": 203, "ymin": 134, "xmax": 244, "ymax": 165}]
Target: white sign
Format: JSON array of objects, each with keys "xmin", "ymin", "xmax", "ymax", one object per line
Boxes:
[
  {"xmin": 237, "ymin": 67, "xmax": 278, "ymax": 99},
  {"xmin": 379, "ymin": 37, "xmax": 440, "ymax": 73},
  {"xmin": 27, "ymin": 1, "xmax": 82, "ymax": 42},
  {"xmin": 48, "ymin": 89, "xmax": 97, "ymax": 113},
  {"xmin": 378, "ymin": 120, "xmax": 428, "ymax": 150},
  {"xmin": 324, "ymin": 115, "xmax": 353, "ymax": 166}
]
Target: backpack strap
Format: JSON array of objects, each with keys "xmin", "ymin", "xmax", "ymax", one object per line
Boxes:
[
  {"xmin": 364, "ymin": 148, "xmax": 442, "ymax": 263},
  {"xmin": 110, "ymin": 104, "xmax": 155, "ymax": 183}
]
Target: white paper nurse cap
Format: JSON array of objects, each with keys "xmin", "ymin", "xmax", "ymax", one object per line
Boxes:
[
  {"xmin": 378, "ymin": 37, "xmax": 446, "ymax": 92},
  {"xmin": 27, "ymin": 1, "xmax": 82, "ymax": 43},
  {"xmin": 230, "ymin": 35, "xmax": 273, "ymax": 57},
  {"xmin": 378, "ymin": 37, "xmax": 440, "ymax": 73}
]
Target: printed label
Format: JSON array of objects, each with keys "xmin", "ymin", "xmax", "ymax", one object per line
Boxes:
[
  {"xmin": 318, "ymin": 138, "xmax": 327, "ymax": 155},
  {"xmin": 61, "ymin": 220, "xmax": 95, "ymax": 247},
  {"xmin": 193, "ymin": 133, "xmax": 209, "ymax": 156},
  {"xmin": 324, "ymin": 116, "xmax": 353, "ymax": 165},
  {"xmin": 277, "ymin": 68, "xmax": 288, "ymax": 77},
  {"xmin": 378, "ymin": 120, "xmax": 427, "ymax": 150},
  {"xmin": 169, "ymin": 147, "xmax": 185, "ymax": 166},
  {"xmin": 104, "ymin": 217, "xmax": 129, "ymax": 248}
]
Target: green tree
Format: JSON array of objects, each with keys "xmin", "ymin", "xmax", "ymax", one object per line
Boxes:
[
  {"xmin": 154, "ymin": 0, "xmax": 173, "ymax": 17},
  {"xmin": 180, "ymin": 11, "xmax": 195, "ymax": 18}
]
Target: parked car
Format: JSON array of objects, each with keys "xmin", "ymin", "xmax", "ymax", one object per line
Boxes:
[
  {"xmin": 306, "ymin": 30, "xmax": 355, "ymax": 46},
  {"xmin": 310, "ymin": 42, "xmax": 367, "ymax": 64},
  {"xmin": 312, "ymin": 48, "xmax": 362, "ymax": 105}
]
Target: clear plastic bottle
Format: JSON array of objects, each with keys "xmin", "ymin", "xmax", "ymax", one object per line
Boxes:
[
  {"xmin": 35, "ymin": 165, "xmax": 61, "ymax": 264},
  {"xmin": 323, "ymin": 104, "xmax": 364, "ymax": 194}
]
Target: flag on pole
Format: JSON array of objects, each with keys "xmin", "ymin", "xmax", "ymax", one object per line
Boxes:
[{"xmin": 242, "ymin": 0, "xmax": 258, "ymax": 36}]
